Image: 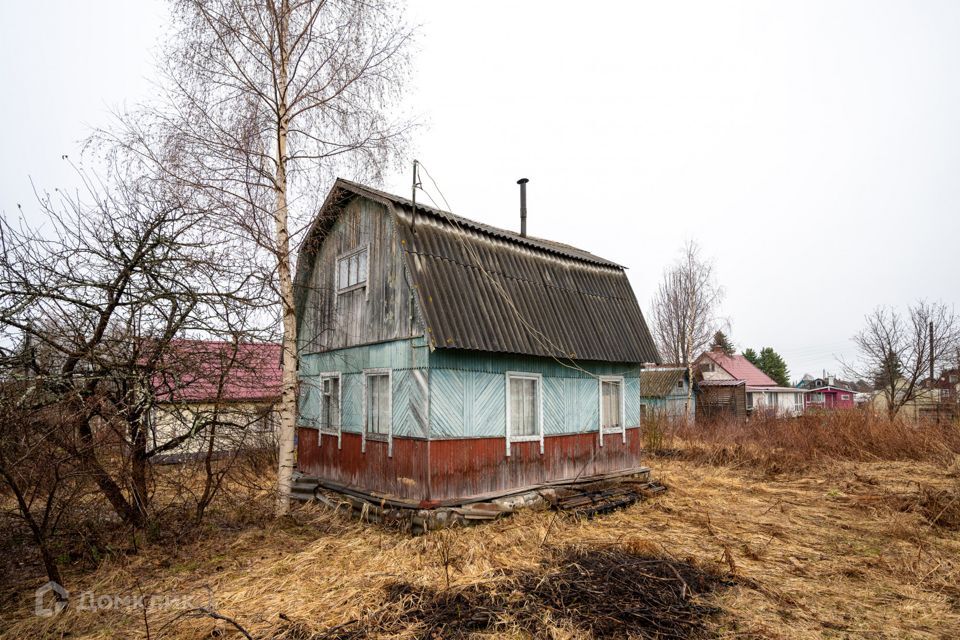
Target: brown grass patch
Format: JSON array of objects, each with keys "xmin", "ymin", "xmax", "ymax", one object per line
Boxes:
[
  {"xmin": 668, "ymin": 410, "xmax": 960, "ymax": 474},
  {"xmin": 4, "ymin": 455, "xmax": 960, "ymax": 639}
]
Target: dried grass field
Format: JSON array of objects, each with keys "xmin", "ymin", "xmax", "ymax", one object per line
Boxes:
[{"xmin": 2, "ymin": 414, "xmax": 960, "ymax": 639}]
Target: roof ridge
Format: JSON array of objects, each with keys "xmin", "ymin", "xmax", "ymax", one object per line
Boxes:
[{"xmin": 334, "ymin": 178, "xmax": 623, "ymax": 268}]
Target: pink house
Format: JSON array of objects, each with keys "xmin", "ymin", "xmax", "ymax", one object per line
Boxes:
[{"xmin": 800, "ymin": 377, "xmax": 855, "ymax": 410}]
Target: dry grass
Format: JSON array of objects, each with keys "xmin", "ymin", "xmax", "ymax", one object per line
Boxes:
[
  {"xmin": 670, "ymin": 410, "xmax": 960, "ymax": 474},
  {"xmin": 4, "ymin": 413, "xmax": 960, "ymax": 638},
  {"xmin": 3, "ymin": 452, "xmax": 959, "ymax": 639}
]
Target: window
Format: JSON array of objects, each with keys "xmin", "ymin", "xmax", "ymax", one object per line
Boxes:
[
  {"xmin": 746, "ymin": 392, "xmax": 754, "ymax": 410},
  {"xmin": 809, "ymin": 392, "xmax": 824, "ymax": 403},
  {"xmin": 319, "ymin": 375, "xmax": 341, "ymax": 435},
  {"xmin": 599, "ymin": 376, "xmax": 626, "ymax": 446},
  {"xmin": 676, "ymin": 380, "xmax": 684, "ymax": 389},
  {"xmin": 337, "ymin": 247, "xmax": 368, "ymax": 292},
  {"xmin": 363, "ymin": 370, "xmax": 391, "ymax": 454},
  {"xmin": 505, "ymin": 372, "xmax": 543, "ymax": 456},
  {"xmin": 601, "ymin": 379, "xmax": 623, "ymax": 430},
  {"xmin": 841, "ymin": 394, "xmax": 851, "ymax": 401},
  {"xmin": 794, "ymin": 393, "xmax": 804, "ymax": 412},
  {"xmin": 702, "ymin": 363, "xmax": 715, "ymax": 373},
  {"xmin": 766, "ymin": 393, "xmax": 777, "ymax": 408}
]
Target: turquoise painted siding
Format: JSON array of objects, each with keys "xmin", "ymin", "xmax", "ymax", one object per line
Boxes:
[
  {"xmin": 431, "ymin": 369, "xmax": 504, "ymax": 438},
  {"xmin": 640, "ymin": 392, "xmax": 694, "ymax": 418},
  {"xmin": 300, "ymin": 337, "xmax": 431, "ymax": 437},
  {"xmin": 429, "ymin": 350, "xmax": 641, "ymax": 378},
  {"xmin": 299, "ymin": 342, "xmax": 644, "ymax": 441},
  {"xmin": 340, "ymin": 373, "xmax": 362, "ymax": 433},
  {"xmin": 428, "ymin": 349, "xmax": 641, "ymax": 439},
  {"xmin": 300, "ymin": 336, "xmax": 429, "ymax": 375}
]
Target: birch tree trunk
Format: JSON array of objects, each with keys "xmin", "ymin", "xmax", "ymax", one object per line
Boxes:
[{"xmin": 274, "ymin": 7, "xmax": 297, "ymax": 514}]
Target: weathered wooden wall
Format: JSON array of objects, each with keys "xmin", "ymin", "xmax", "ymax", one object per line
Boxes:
[
  {"xmin": 696, "ymin": 385, "xmax": 747, "ymax": 420},
  {"xmin": 297, "ymin": 197, "xmax": 420, "ymax": 355},
  {"xmin": 297, "ymin": 430, "xmax": 430, "ymax": 501},
  {"xmin": 428, "ymin": 349, "xmax": 642, "ymax": 438},
  {"xmin": 427, "ymin": 428, "xmax": 644, "ymax": 502},
  {"xmin": 297, "ymin": 428, "xmax": 645, "ymax": 503},
  {"xmin": 298, "ymin": 338, "xmax": 430, "ymax": 438}
]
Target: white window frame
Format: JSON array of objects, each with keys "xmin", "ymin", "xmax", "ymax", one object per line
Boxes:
[
  {"xmin": 598, "ymin": 375, "xmax": 626, "ymax": 446},
  {"xmin": 841, "ymin": 394, "xmax": 851, "ymax": 401},
  {"xmin": 317, "ymin": 372, "xmax": 342, "ymax": 449},
  {"xmin": 794, "ymin": 393, "xmax": 804, "ymax": 413},
  {"xmin": 746, "ymin": 392, "xmax": 754, "ymax": 410},
  {"xmin": 335, "ymin": 245, "xmax": 369, "ymax": 295},
  {"xmin": 362, "ymin": 368, "xmax": 392, "ymax": 457},
  {"xmin": 504, "ymin": 372, "xmax": 544, "ymax": 457}
]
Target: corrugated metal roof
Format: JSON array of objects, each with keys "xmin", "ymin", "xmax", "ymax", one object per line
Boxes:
[
  {"xmin": 640, "ymin": 368, "xmax": 687, "ymax": 397},
  {"xmin": 700, "ymin": 351, "xmax": 777, "ymax": 387},
  {"xmin": 152, "ymin": 340, "xmax": 281, "ymax": 403},
  {"xmin": 696, "ymin": 379, "xmax": 746, "ymax": 387},
  {"xmin": 305, "ymin": 179, "xmax": 660, "ymax": 364},
  {"xmin": 337, "ymin": 179, "xmax": 623, "ymax": 268}
]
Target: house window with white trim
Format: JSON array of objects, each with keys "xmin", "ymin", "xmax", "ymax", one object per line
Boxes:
[
  {"xmin": 601, "ymin": 379, "xmax": 624, "ymax": 430},
  {"xmin": 841, "ymin": 394, "xmax": 851, "ymax": 401},
  {"xmin": 505, "ymin": 372, "xmax": 543, "ymax": 455},
  {"xmin": 746, "ymin": 392, "xmax": 754, "ymax": 410},
  {"xmin": 794, "ymin": 393, "xmax": 804, "ymax": 413},
  {"xmin": 319, "ymin": 374, "xmax": 340, "ymax": 434},
  {"xmin": 337, "ymin": 247, "xmax": 368, "ymax": 292},
  {"xmin": 364, "ymin": 371, "xmax": 391, "ymax": 438}
]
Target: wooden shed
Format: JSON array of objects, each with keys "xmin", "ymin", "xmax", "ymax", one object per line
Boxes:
[
  {"xmin": 293, "ymin": 179, "xmax": 660, "ymax": 505},
  {"xmin": 639, "ymin": 367, "xmax": 694, "ymax": 420}
]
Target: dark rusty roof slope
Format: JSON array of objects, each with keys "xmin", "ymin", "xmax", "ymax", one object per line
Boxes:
[
  {"xmin": 640, "ymin": 368, "xmax": 687, "ymax": 397},
  {"xmin": 299, "ymin": 179, "xmax": 661, "ymax": 364}
]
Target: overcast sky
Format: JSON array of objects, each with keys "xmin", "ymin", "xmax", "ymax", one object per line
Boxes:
[{"xmin": 2, "ymin": 1, "xmax": 958, "ymax": 380}]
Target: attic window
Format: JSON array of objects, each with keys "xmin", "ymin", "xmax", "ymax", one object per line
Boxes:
[
  {"xmin": 337, "ymin": 247, "xmax": 368, "ymax": 292},
  {"xmin": 702, "ymin": 363, "xmax": 714, "ymax": 373}
]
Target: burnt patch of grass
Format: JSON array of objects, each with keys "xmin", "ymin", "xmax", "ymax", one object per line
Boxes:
[{"xmin": 312, "ymin": 545, "xmax": 734, "ymax": 639}]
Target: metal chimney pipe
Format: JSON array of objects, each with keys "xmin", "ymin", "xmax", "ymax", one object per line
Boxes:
[{"xmin": 517, "ymin": 178, "xmax": 529, "ymax": 237}]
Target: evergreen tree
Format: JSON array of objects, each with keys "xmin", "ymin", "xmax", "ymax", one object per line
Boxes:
[
  {"xmin": 711, "ymin": 330, "xmax": 735, "ymax": 355},
  {"xmin": 742, "ymin": 348, "xmax": 759, "ymax": 366},
  {"xmin": 757, "ymin": 347, "xmax": 791, "ymax": 387}
]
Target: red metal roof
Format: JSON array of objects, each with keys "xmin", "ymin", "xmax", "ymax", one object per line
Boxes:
[
  {"xmin": 152, "ymin": 340, "xmax": 282, "ymax": 403},
  {"xmin": 702, "ymin": 351, "xmax": 777, "ymax": 387}
]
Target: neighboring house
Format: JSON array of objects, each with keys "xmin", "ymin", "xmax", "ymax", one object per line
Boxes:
[
  {"xmin": 868, "ymin": 386, "xmax": 942, "ymax": 421},
  {"xmin": 797, "ymin": 375, "xmax": 856, "ymax": 410},
  {"xmin": 639, "ymin": 367, "xmax": 694, "ymax": 420},
  {"xmin": 927, "ymin": 368, "xmax": 960, "ymax": 404},
  {"xmin": 150, "ymin": 340, "xmax": 282, "ymax": 460},
  {"xmin": 695, "ymin": 348, "xmax": 805, "ymax": 417},
  {"xmin": 293, "ymin": 179, "xmax": 661, "ymax": 504}
]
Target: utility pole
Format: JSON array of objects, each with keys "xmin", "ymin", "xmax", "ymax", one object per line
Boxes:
[
  {"xmin": 929, "ymin": 320, "xmax": 937, "ymax": 423},
  {"xmin": 410, "ymin": 159, "xmax": 420, "ymax": 234}
]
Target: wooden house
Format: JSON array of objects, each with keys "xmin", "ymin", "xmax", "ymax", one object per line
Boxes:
[
  {"xmin": 797, "ymin": 376, "xmax": 856, "ymax": 410},
  {"xmin": 639, "ymin": 367, "xmax": 694, "ymax": 420},
  {"xmin": 150, "ymin": 340, "xmax": 281, "ymax": 461},
  {"xmin": 293, "ymin": 179, "xmax": 660, "ymax": 505},
  {"xmin": 695, "ymin": 348, "xmax": 805, "ymax": 417}
]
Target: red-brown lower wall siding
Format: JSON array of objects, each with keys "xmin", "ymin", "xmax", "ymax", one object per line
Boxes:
[
  {"xmin": 296, "ymin": 427, "xmax": 644, "ymax": 503},
  {"xmin": 428, "ymin": 429, "xmax": 644, "ymax": 502},
  {"xmin": 297, "ymin": 429, "xmax": 430, "ymax": 502}
]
